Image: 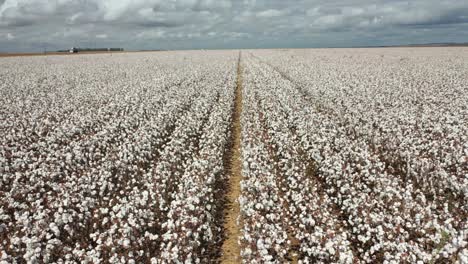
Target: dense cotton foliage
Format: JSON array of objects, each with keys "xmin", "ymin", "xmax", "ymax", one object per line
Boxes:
[
  {"xmin": 0, "ymin": 48, "xmax": 467, "ymax": 263},
  {"xmin": 0, "ymin": 51, "xmax": 238, "ymax": 263},
  {"xmin": 239, "ymin": 48, "xmax": 467, "ymax": 263}
]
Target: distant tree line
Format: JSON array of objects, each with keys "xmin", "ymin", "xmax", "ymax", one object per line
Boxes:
[{"xmin": 56, "ymin": 48, "xmax": 124, "ymax": 52}]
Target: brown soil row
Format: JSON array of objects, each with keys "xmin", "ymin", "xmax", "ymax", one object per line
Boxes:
[{"xmin": 220, "ymin": 52, "xmax": 243, "ymax": 263}]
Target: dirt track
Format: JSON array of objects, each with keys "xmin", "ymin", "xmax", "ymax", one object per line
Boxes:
[{"xmin": 221, "ymin": 52, "xmax": 243, "ymax": 263}]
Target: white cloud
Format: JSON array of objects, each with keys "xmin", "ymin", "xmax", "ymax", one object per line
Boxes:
[
  {"xmin": 0, "ymin": 0, "xmax": 468, "ymax": 52},
  {"xmin": 256, "ymin": 9, "xmax": 284, "ymax": 18},
  {"xmin": 136, "ymin": 29, "xmax": 165, "ymax": 39},
  {"xmin": 96, "ymin": 34, "xmax": 107, "ymax": 39}
]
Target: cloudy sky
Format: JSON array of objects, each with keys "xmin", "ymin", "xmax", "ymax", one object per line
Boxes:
[{"xmin": 1, "ymin": 0, "xmax": 468, "ymax": 52}]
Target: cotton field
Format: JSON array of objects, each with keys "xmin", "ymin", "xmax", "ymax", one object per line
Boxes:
[{"xmin": 0, "ymin": 48, "xmax": 467, "ymax": 263}]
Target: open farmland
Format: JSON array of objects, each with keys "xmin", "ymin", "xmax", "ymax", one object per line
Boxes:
[{"xmin": 0, "ymin": 48, "xmax": 467, "ymax": 263}]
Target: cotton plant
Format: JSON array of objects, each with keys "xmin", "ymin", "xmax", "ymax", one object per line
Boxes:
[
  {"xmin": 0, "ymin": 51, "xmax": 239, "ymax": 262},
  {"xmin": 1, "ymin": 48, "xmax": 467, "ymax": 263},
  {"xmin": 239, "ymin": 48, "xmax": 467, "ymax": 263}
]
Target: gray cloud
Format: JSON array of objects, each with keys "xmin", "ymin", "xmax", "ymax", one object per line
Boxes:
[{"xmin": 0, "ymin": 0, "xmax": 467, "ymax": 52}]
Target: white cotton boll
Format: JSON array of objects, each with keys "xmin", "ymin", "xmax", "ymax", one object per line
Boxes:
[
  {"xmin": 458, "ymin": 249, "xmax": 468, "ymax": 263},
  {"xmin": 122, "ymin": 238, "xmax": 131, "ymax": 248},
  {"xmin": 65, "ymin": 152, "xmax": 73, "ymax": 161},
  {"xmin": 1, "ymin": 250, "xmax": 9, "ymax": 261},
  {"xmin": 0, "ymin": 224, "xmax": 6, "ymax": 234},
  {"xmin": 112, "ymin": 204, "xmax": 120, "ymax": 213},
  {"xmin": 243, "ymin": 247, "xmax": 252, "ymax": 257},
  {"xmin": 62, "ymin": 213, "xmax": 71, "ymax": 224},
  {"xmin": 49, "ymin": 223, "xmax": 60, "ymax": 237},
  {"xmin": 326, "ymin": 243, "xmax": 336, "ymax": 256}
]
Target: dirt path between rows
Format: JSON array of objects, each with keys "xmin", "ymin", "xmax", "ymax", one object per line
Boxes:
[{"xmin": 220, "ymin": 52, "xmax": 243, "ymax": 263}]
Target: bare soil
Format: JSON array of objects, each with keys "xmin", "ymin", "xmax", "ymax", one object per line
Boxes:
[{"xmin": 220, "ymin": 52, "xmax": 243, "ymax": 263}]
